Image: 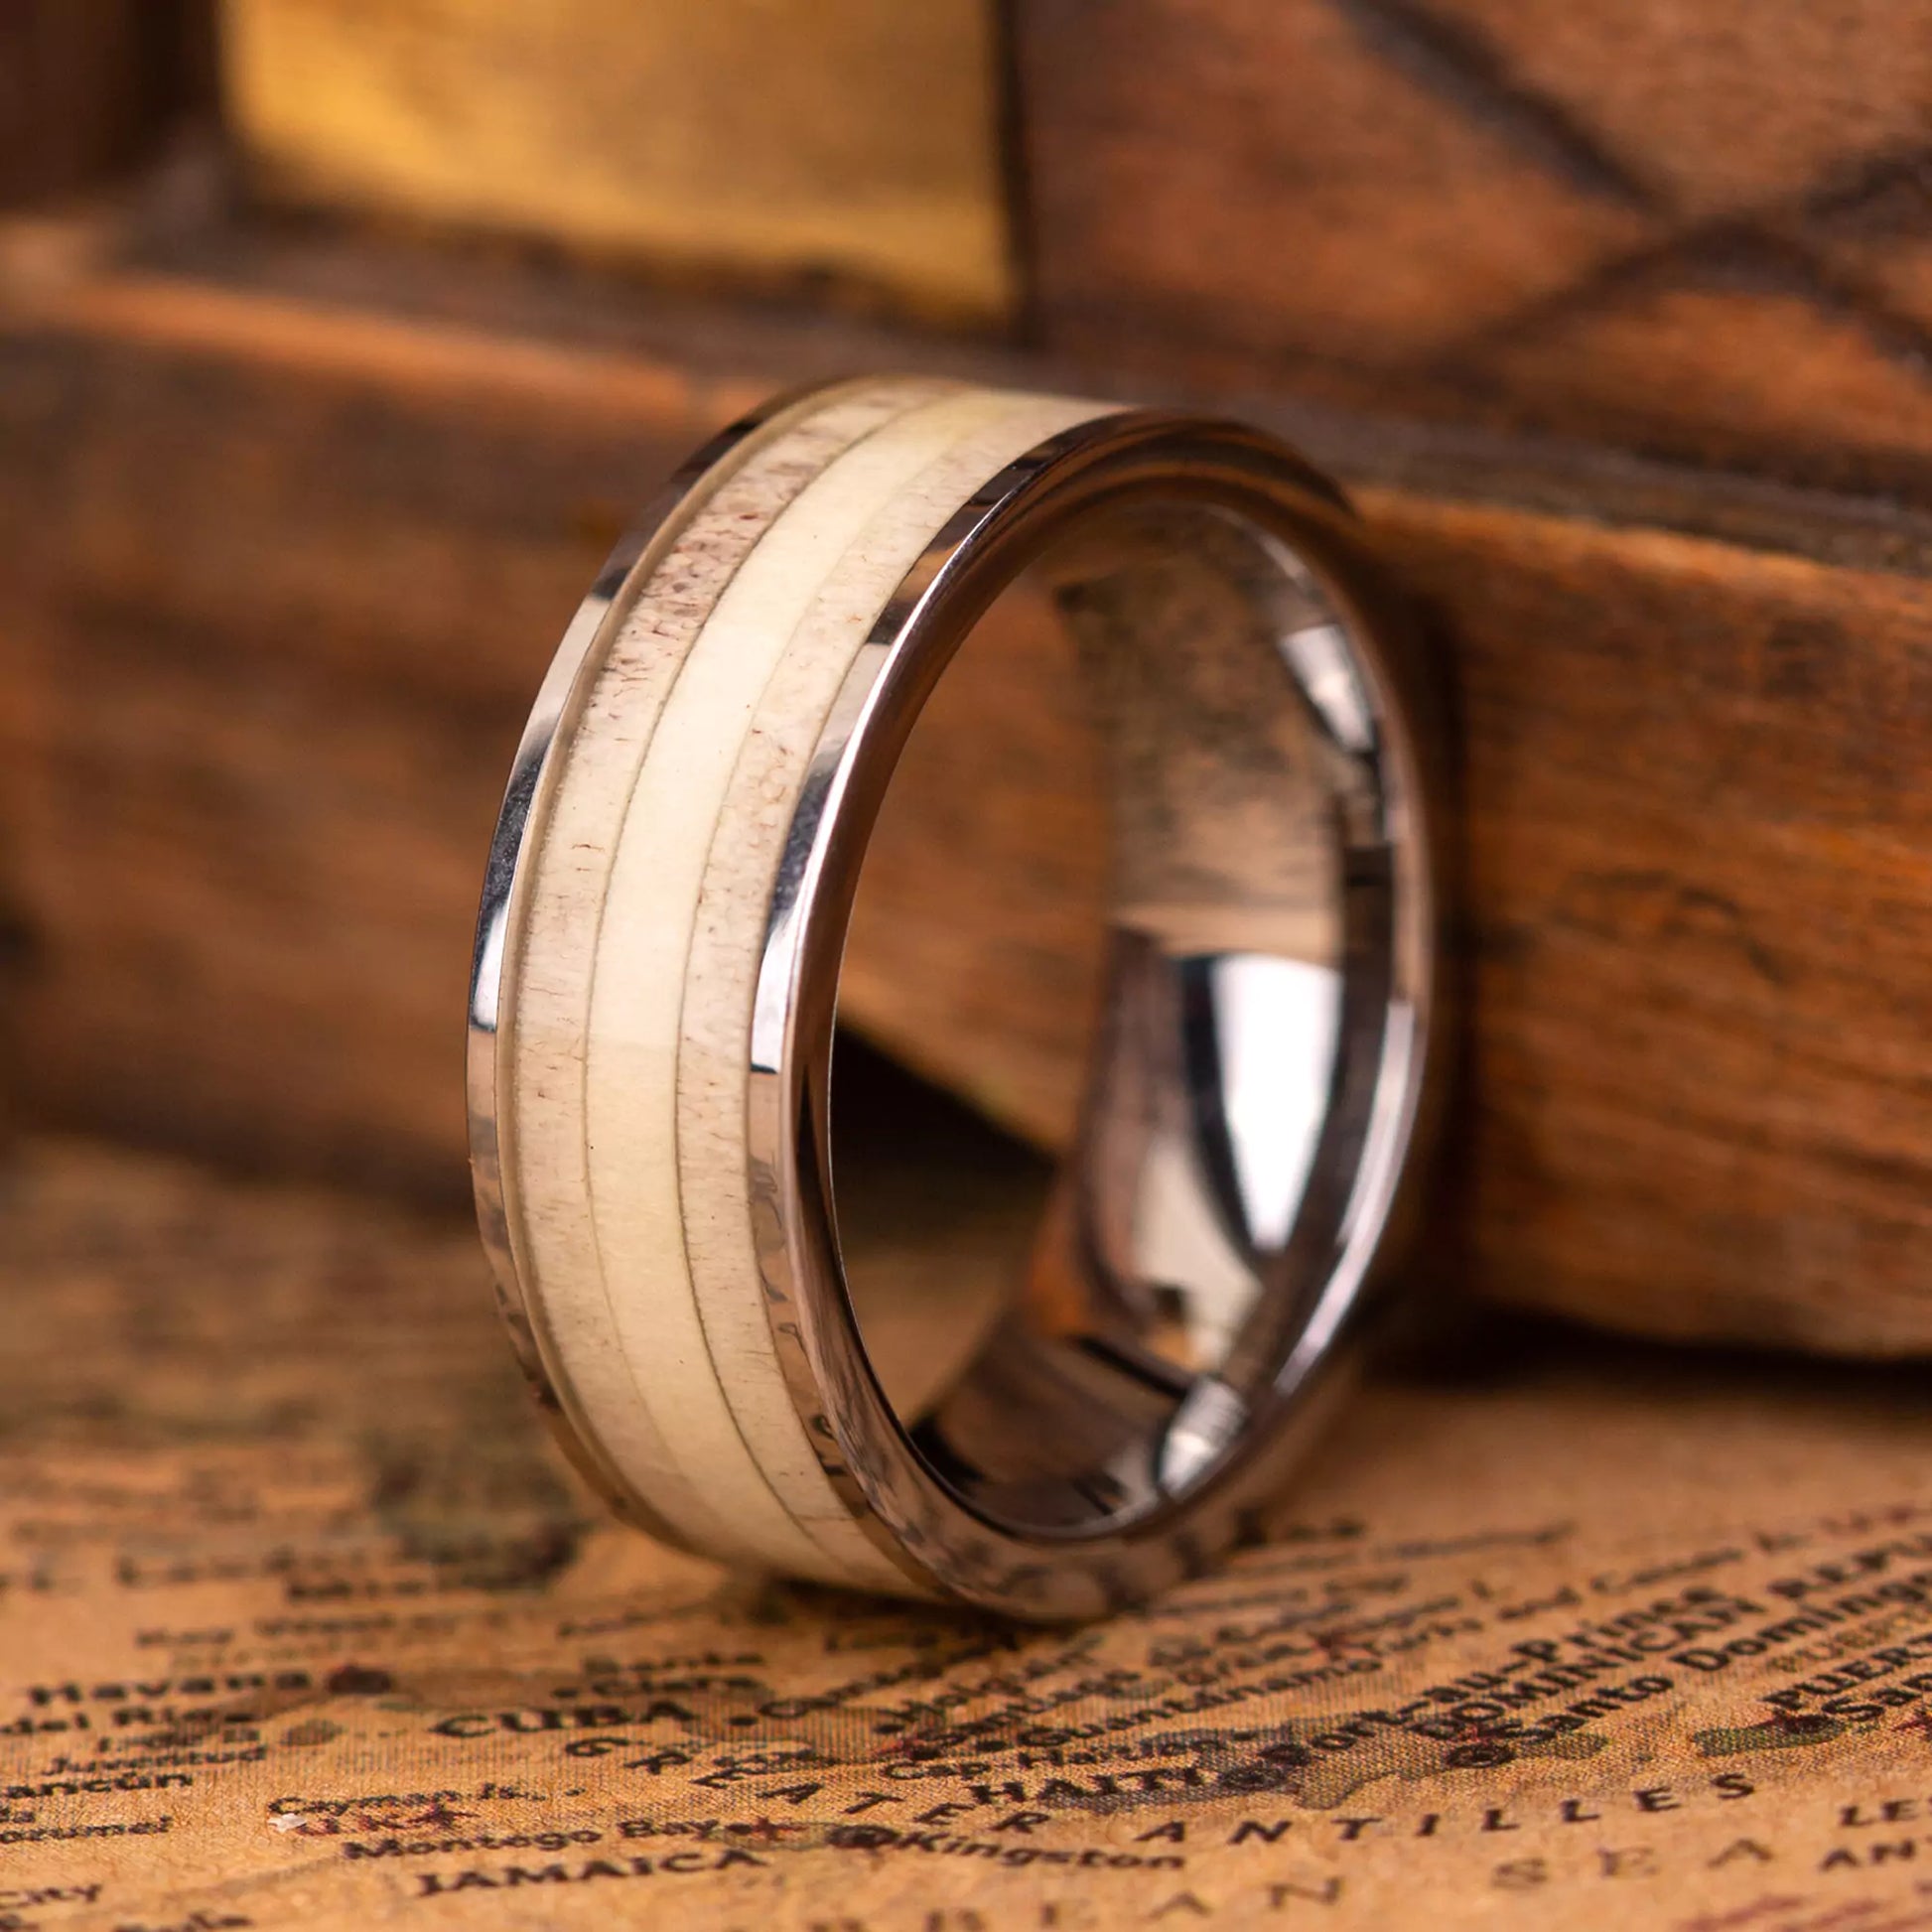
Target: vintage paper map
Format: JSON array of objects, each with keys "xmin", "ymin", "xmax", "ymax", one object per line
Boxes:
[{"xmin": 5, "ymin": 1138, "xmax": 1932, "ymax": 1930}]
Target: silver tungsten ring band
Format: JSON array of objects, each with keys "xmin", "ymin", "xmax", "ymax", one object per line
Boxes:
[{"xmin": 468, "ymin": 376, "xmax": 1450, "ymax": 1619}]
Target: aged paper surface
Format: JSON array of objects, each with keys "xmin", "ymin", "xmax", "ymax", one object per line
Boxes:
[{"xmin": 5, "ymin": 1140, "xmax": 1932, "ymax": 1931}]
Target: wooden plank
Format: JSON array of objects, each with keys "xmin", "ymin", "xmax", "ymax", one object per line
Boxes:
[
  {"xmin": 1015, "ymin": 0, "xmax": 1932, "ymax": 489},
  {"xmin": 219, "ymin": 0, "xmax": 1014, "ymax": 322},
  {"xmin": 1378, "ymin": 492, "xmax": 1932, "ymax": 1357},
  {"xmin": 5, "ymin": 244, "xmax": 1932, "ymax": 1359},
  {"xmin": 0, "ymin": 273, "xmax": 731, "ymax": 1199}
]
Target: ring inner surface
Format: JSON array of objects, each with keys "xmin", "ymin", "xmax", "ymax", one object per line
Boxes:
[{"xmin": 832, "ymin": 499, "xmax": 1393, "ymax": 1540}]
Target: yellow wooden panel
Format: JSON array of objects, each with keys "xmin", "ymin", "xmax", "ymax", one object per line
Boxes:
[{"xmin": 220, "ymin": 0, "xmax": 1013, "ymax": 320}]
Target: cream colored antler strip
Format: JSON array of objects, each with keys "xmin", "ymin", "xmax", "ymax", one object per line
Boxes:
[
  {"xmin": 503, "ymin": 380, "xmax": 957, "ymax": 1574},
  {"xmin": 674, "ymin": 390, "xmax": 1121, "ymax": 1561},
  {"xmin": 586, "ymin": 387, "xmax": 1116, "ymax": 1583}
]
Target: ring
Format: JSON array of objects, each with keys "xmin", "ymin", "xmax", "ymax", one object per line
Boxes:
[{"xmin": 468, "ymin": 377, "xmax": 1450, "ymax": 1617}]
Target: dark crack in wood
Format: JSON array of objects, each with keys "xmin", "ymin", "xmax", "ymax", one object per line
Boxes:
[{"xmin": 1327, "ymin": 0, "xmax": 1660, "ymax": 213}]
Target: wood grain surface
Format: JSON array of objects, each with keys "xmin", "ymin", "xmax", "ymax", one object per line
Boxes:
[
  {"xmin": 1016, "ymin": 0, "xmax": 1932, "ymax": 490},
  {"xmin": 183, "ymin": 0, "xmax": 1932, "ymax": 487},
  {"xmin": 220, "ymin": 0, "xmax": 1013, "ymax": 322},
  {"xmin": 5, "ymin": 239, "xmax": 1932, "ymax": 1359}
]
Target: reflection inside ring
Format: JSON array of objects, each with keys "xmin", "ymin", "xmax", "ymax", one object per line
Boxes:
[{"xmin": 832, "ymin": 500, "xmax": 1394, "ymax": 1539}]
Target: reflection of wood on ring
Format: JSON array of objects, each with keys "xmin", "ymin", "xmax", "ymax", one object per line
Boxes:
[{"xmin": 844, "ymin": 525, "xmax": 1344, "ymax": 1156}]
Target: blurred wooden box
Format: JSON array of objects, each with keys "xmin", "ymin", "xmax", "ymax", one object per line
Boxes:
[{"xmin": 5, "ymin": 0, "xmax": 1932, "ymax": 1359}]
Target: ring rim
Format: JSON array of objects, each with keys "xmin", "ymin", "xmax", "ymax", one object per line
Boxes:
[{"xmin": 468, "ymin": 381, "xmax": 1454, "ymax": 1617}]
